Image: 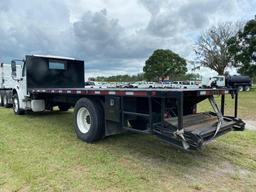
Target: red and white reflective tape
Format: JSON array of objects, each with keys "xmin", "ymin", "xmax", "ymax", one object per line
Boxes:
[
  {"xmin": 125, "ymin": 92, "xmax": 134, "ymax": 96},
  {"xmin": 200, "ymin": 90, "xmax": 225, "ymax": 96},
  {"xmin": 134, "ymin": 91, "xmax": 148, "ymax": 96},
  {"xmin": 109, "ymin": 91, "xmax": 116, "ymax": 95},
  {"xmin": 31, "ymin": 89, "xmax": 150, "ymax": 97},
  {"xmin": 200, "ymin": 91, "xmax": 207, "ymax": 95}
]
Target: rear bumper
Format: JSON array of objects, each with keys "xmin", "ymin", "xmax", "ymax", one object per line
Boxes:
[{"xmin": 153, "ymin": 113, "xmax": 245, "ymax": 150}]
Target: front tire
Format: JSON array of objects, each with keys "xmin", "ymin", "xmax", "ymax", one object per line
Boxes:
[
  {"xmin": 0, "ymin": 92, "xmax": 3, "ymax": 106},
  {"xmin": 73, "ymin": 98, "xmax": 104, "ymax": 143},
  {"xmin": 13, "ymin": 94, "xmax": 25, "ymax": 115}
]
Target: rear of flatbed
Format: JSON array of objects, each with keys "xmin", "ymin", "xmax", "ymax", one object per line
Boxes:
[{"xmin": 27, "ymin": 87, "xmax": 245, "ymax": 150}]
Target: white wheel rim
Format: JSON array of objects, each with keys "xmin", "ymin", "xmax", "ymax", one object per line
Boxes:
[
  {"xmin": 77, "ymin": 107, "xmax": 91, "ymax": 134},
  {"xmin": 14, "ymin": 98, "xmax": 19, "ymax": 112},
  {"xmin": 3, "ymin": 96, "xmax": 7, "ymax": 105}
]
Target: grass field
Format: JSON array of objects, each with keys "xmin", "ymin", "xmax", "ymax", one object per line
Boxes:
[
  {"xmin": 0, "ymin": 90, "xmax": 256, "ymax": 191},
  {"xmin": 198, "ymin": 88, "xmax": 256, "ymax": 121}
]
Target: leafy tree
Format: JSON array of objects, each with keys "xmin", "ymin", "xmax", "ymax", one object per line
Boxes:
[
  {"xmin": 143, "ymin": 49, "xmax": 187, "ymax": 81},
  {"xmin": 169, "ymin": 73, "xmax": 200, "ymax": 81},
  {"xmin": 195, "ymin": 23, "xmax": 239, "ymax": 75},
  {"xmin": 228, "ymin": 17, "xmax": 256, "ymax": 80}
]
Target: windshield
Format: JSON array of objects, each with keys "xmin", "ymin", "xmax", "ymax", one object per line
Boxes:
[{"xmin": 213, "ymin": 77, "xmax": 224, "ymax": 81}]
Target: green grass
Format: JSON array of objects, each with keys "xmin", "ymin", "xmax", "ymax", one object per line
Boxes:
[
  {"xmin": 198, "ymin": 87, "xmax": 256, "ymax": 120},
  {"xmin": 0, "ymin": 90, "xmax": 256, "ymax": 191}
]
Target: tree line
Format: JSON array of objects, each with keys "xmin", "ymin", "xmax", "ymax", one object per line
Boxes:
[
  {"xmin": 90, "ymin": 16, "xmax": 256, "ymax": 82},
  {"xmin": 89, "ymin": 73, "xmax": 200, "ymax": 82}
]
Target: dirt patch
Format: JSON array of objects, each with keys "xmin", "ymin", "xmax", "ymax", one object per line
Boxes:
[{"xmin": 245, "ymin": 120, "xmax": 256, "ymax": 130}]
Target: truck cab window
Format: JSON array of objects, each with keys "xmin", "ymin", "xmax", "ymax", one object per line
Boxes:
[{"xmin": 49, "ymin": 60, "xmax": 67, "ymax": 70}]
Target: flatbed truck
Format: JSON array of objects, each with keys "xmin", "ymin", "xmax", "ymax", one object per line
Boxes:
[{"xmin": 0, "ymin": 55, "xmax": 245, "ymax": 150}]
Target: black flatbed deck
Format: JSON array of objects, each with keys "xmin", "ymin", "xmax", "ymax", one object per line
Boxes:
[{"xmin": 29, "ymin": 87, "xmax": 230, "ymax": 97}]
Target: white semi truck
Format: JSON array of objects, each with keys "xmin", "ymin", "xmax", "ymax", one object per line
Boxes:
[
  {"xmin": 0, "ymin": 55, "xmax": 245, "ymax": 150},
  {"xmin": 201, "ymin": 75, "xmax": 252, "ymax": 91},
  {"xmin": 0, "ymin": 62, "xmax": 23, "ymax": 107}
]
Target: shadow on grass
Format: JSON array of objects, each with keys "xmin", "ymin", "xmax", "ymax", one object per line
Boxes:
[
  {"xmin": 101, "ymin": 133, "xmax": 204, "ymax": 162},
  {"xmin": 25, "ymin": 110, "xmax": 73, "ymax": 117},
  {"xmin": 19, "ymin": 109, "xmax": 236, "ymax": 169}
]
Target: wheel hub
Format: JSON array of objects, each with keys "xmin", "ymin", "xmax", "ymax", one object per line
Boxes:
[
  {"xmin": 77, "ymin": 107, "xmax": 91, "ymax": 134},
  {"xmin": 86, "ymin": 115, "xmax": 91, "ymax": 124}
]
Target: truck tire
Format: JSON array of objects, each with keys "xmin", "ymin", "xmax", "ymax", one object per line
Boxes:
[
  {"xmin": 210, "ymin": 82, "xmax": 217, "ymax": 88},
  {"xmin": 58, "ymin": 104, "xmax": 71, "ymax": 111},
  {"xmin": 3, "ymin": 93, "xmax": 11, "ymax": 108},
  {"xmin": 13, "ymin": 94, "xmax": 25, "ymax": 115},
  {"xmin": 73, "ymin": 98, "xmax": 104, "ymax": 143},
  {"xmin": 243, "ymin": 86, "xmax": 250, "ymax": 92},
  {"xmin": 238, "ymin": 86, "xmax": 243, "ymax": 92}
]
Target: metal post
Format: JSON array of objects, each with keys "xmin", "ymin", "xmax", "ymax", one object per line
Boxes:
[
  {"xmin": 161, "ymin": 97, "xmax": 165, "ymax": 127},
  {"xmin": 221, "ymin": 94, "xmax": 225, "ymax": 115},
  {"xmin": 148, "ymin": 97, "xmax": 152, "ymax": 130},
  {"xmin": 234, "ymin": 91, "xmax": 238, "ymax": 118},
  {"xmin": 177, "ymin": 92, "xmax": 184, "ymax": 130},
  {"xmin": 120, "ymin": 97, "xmax": 124, "ymax": 127}
]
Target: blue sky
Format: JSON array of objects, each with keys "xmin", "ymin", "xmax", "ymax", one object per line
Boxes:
[{"xmin": 0, "ymin": 0, "xmax": 255, "ymax": 78}]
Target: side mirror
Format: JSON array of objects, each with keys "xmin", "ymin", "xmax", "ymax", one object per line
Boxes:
[{"xmin": 11, "ymin": 60, "xmax": 17, "ymax": 77}]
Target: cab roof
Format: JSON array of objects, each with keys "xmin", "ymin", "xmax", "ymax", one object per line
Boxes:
[{"xmin": 29, "ymin": 54, "xmax": 76, "ymax": 61}]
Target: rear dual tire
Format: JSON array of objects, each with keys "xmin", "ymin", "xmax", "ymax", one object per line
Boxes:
[
  {"xmin": 238, "ymin": 86, "xmax": 243, "ymax": 92},
  {"xmin": 73, "ymin": 98, "xmax": 104, "ymax": 143},
  {"xmin": 3, "ymin": 93, "xmax": 11, "ymax": 108},
  {"xmin": 243, "ymin": 86, "xmax": 250, "ymax": 92}
]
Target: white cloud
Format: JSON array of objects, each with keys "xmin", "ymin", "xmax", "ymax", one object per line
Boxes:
[{"xmin": 0, "ymin": 0, "xmax": 255, "ymax": 77}]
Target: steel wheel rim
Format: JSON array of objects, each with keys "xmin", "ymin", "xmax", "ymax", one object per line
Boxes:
[{"xmin": 77, "ymin": 107, "xmax": 91, "ymax": 134}]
